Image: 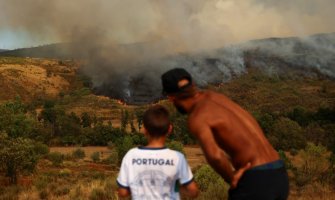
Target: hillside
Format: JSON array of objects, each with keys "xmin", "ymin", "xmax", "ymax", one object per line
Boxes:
[
  {"xmin": 1, "ymin": 33, "xmax": 334, "ymax": 104},
  {"xmin": 1, "ymin": 44, "xmax": 335, "ymax": 200},
  {"xmin": 0, "ymin": 57, "xmax": 79, "ymax": 103},
  {"xmin": 0, "ymin": 55, "xmax": 334, "ymax": 125}
]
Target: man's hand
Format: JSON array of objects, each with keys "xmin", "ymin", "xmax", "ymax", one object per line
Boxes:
[{"xmin": 230, "ymin": 162, "xmax": 251, "ymax": 189}]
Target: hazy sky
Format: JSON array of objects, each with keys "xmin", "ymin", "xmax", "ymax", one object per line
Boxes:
[{"xmin": 0, "ymin": 0, "xmax": 334, "ymax": 50}]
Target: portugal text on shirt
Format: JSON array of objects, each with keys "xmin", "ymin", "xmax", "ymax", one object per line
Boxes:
[{"xmin": 132, "ymin": 158, "xmax": 175, "ymax": 166}]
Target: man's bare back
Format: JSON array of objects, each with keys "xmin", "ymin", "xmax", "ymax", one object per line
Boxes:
[{"xmin": 188, "ymin": 91, "xmax": 279, "ymax": 170}]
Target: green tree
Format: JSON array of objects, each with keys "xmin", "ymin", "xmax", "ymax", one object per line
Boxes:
[
  {"xmin": 0, "ymin": 133, "xmax": 41, "ymax": 184},
  {"xmin": 116, "ymin": 136, "xmax": 134, "ymax": 164},
  {"xmin": 287, "ymin": 106, "xmax": 312, "ymax": 127},
  {"xmin": 81, "ymin": 112, "xmax": 92, "ymax": 128},
  {"xmin": 129, "ymin": 113, "xmax": 136, "ymax": 133},
  {"xmin": 120, "ymin": 109, "xmax": 129, "ymax": 132},
  {"xmin": 134, "ymin": 107, "xmax": 145, "ymax": 132},
  {"xmin": 254, "ymin": 112, "xmax": 276, "ymax": 135},
  {"xmin": 39, "ymin": 102, "xmax": 65, "ymax": 137},
  {"xmin": 0, "ymin": 99, "xmax": 36, "ymax": 138},
  {"xmin": 170, "ymin": 113, "xmax": 195, "ymax": 144},
  {"xmin": 313, "ymin": 107, "xmax": 335, "ymax": 123}
]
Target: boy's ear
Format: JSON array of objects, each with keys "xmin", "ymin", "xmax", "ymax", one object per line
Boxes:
[{"xmin": 168, "ymin": 124, "xmax": 173, "ymax": 135}]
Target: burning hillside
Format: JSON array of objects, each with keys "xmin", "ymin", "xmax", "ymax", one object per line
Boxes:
[
  {"xmin": 1, "ymin": 33, "xmax": 334, "ymax": 104},
  {"xmin": 88, "ymin": 32, "xmax": 335, "ymax": 104}
]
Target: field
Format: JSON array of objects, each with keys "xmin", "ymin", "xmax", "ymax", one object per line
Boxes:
[{"xmin": 49, "ymin": 146, "xmax": 207, "ymax": 169}]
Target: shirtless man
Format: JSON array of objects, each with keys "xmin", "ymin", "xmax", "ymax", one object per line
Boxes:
[{"xmin": 161, "ymin": 68, "xmax": 289, "ymax": 200}]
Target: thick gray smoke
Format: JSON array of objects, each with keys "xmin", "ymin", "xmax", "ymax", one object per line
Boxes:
[{"xmin": 0, "ymin": 0, "xmax": 334, "ymax": 103}]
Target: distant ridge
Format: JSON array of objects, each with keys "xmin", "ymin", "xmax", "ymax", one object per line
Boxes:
[
  {"xmin": 1, "ymin": 32, "xmax": 334, "ymax": 60},
  {"xmin": 0, "ymin": 43, "xmax": 78, "ymax": 59}
]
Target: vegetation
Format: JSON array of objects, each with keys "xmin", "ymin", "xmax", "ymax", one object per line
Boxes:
[
  {"xmin": 0, "ymin": 56, "xmax": 334, "ymax": 199},
  {"xmin": 0, "ymin": 133, "xmax": 44, "ymax": 184}
]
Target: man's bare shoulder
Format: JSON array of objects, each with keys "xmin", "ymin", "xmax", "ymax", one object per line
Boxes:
[
  {"xmin": 188, "ymin": 90, "xmax": 231, "ymax": 132},
  {"xmin": 187, "ymin": 91, "xmax": 217, "ymax": 132}
]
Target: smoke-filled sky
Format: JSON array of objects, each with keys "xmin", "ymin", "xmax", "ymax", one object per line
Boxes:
[{"xmin": 0, "ymin": 0, "xmax": 334, "ymax": 50}]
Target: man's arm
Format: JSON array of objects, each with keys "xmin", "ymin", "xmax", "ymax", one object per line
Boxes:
[
  {"xmin": 190, "ymin": 122, "xmax": 251, "ymax": 188},
  {"xmin": 180, "ymin": 181, "xmax": 199, "ymax": 198},
  {"xmin": 190, "ymin": 123, "xmax": 234, "ymax": 182}
]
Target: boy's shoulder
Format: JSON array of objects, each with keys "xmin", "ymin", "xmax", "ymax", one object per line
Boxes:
[
  {"xmin": 125, "ymin": 147, "xmax": 140, "ymax": 154},
  {"xmin": 124, "ymin": 146, "xmax": 185, "ymax": 158},
  {"xmin": 167, "ymin": 148, "xmax": 184, "ymax": 157}
]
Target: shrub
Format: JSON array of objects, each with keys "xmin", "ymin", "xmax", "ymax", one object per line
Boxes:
[
  {"xmin": 278, "ymin": 150, "xmax": 293, "ymax": 169},
  {"xmin": 104, "ymin": 178, "xmax": 118, "ymax": 198},
  {"xmin": 53, "ymin": 185, "xmax": 70, "ymax": 196},
  {"xmin": 167, "ymin": 140, "xmax": 184, "ymax": 154},
  {"xmin": 64, "ymin": 153, "xmax": 74, "ymax": 161},
  {"xmin": 33, "ymin": 142, "xmax": 49, "ymax": 157},
  {"xmin": 194, "ymin": 164, "xmax": 226, "ymax": 191},
  {"xmin": 91, "ymin": 152, "xmax": 100, "ymax": 163},
  {"xmin": 116, "ymin": 136, "xmax": 134, "ymax": 164},
  {"xmin": 72, "ymin": 148, "xmax": 86, "ymax": 160},
  {"xmin": 89, "ymin": 188, "xmax": 107, "ymax": 200},
  {"xmin": 294, "ymin": 143, "xmax": 331, "ymax": 187},
  {"xmin": 91, "ymin": 171, "xmax": 106, "ymax": 180},
  {"xmin": 47, "ymin": 152, "xmax": 64, "ymax": 167},
  {"xmin": 130, "ymin": 133, "xmax": 147, "ymax": 146},
  {"xmin": 59, "ymin": 168, "xmax": 72, "ymax": 177},
  {"xmin": 34, "ymin": 175, "xmax": 50, "ymax": 191},
  {"xmin": 195, "ymin": 181, "xmax": 228, "ymax": 200},
  {"xmin": 269, "ymin": 117, "xmax": 306, "ymax": 150},
  {"xmin": 103, "ymin": 151, "xmax": 118, "ymax": 166}
]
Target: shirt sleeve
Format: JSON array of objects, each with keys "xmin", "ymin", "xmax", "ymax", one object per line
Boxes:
[
  {"xmin": 117, "ymin": 153, "xmax": 130, "ymax": 188},
  {"xmin": 178, "ymin": 153, "xmax": 194, "ymax": 185}
]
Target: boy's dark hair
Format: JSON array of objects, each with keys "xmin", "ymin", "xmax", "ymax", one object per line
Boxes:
[{"xmin": 143, "ymin": 105, "xmax": 170, "ymax": 138}]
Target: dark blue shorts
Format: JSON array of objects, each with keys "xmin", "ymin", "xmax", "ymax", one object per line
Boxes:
[{"xmin": 228, "ymin": 160, "xmax": 289, "ymax": 200}]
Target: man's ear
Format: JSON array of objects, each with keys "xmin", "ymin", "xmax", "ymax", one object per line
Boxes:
[
  {"xmin": 143, "ymin": 127, "xmax": 148, "ymax": 136},
  {"xmin": 168, "ymin": 124, "xmax": 173, "ymax": 135}
]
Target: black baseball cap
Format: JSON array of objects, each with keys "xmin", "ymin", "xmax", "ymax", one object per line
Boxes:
[{"xmin": 161, "ymin": 68, "xmax": 193, "ymax": 95}]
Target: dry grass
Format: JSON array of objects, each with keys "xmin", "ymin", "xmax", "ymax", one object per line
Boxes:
[
  {"xmin": 50, "ymin": 146, "xmax": 113, "ymax": 161},
  {"xmin": 289, "ymin": 182, "xmax": 335, "ymax": 200},
  {"xmin": 0, "ymin": 57, "xmax": 77, "ymax": 102},
  {"xmin": 1, "ymin": 146, "xmax": 334, "ymax": 200},
  {"xmin": 50, "ymin": 146, "xmax": 206, "ymax": 168}
]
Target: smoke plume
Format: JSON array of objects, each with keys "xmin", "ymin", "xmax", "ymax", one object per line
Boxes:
[{"xmin": 0, "ymin": 0, "xmax": 334, "ymax": 103}]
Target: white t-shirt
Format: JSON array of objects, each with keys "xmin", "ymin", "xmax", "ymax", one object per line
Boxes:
[{"xmin": 117, "ymin": 146, "xmax": 193, "ymax": 200}]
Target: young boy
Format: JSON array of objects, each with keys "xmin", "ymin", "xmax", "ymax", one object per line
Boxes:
[{"xmin": 117, "ymin": 105, "xmax": 199, "ymax": 199}]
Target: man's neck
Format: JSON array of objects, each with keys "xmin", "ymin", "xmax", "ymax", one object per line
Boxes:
[{"xmin": 183, "ymin": 91, "xmax": 202, "ymax": 114}]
